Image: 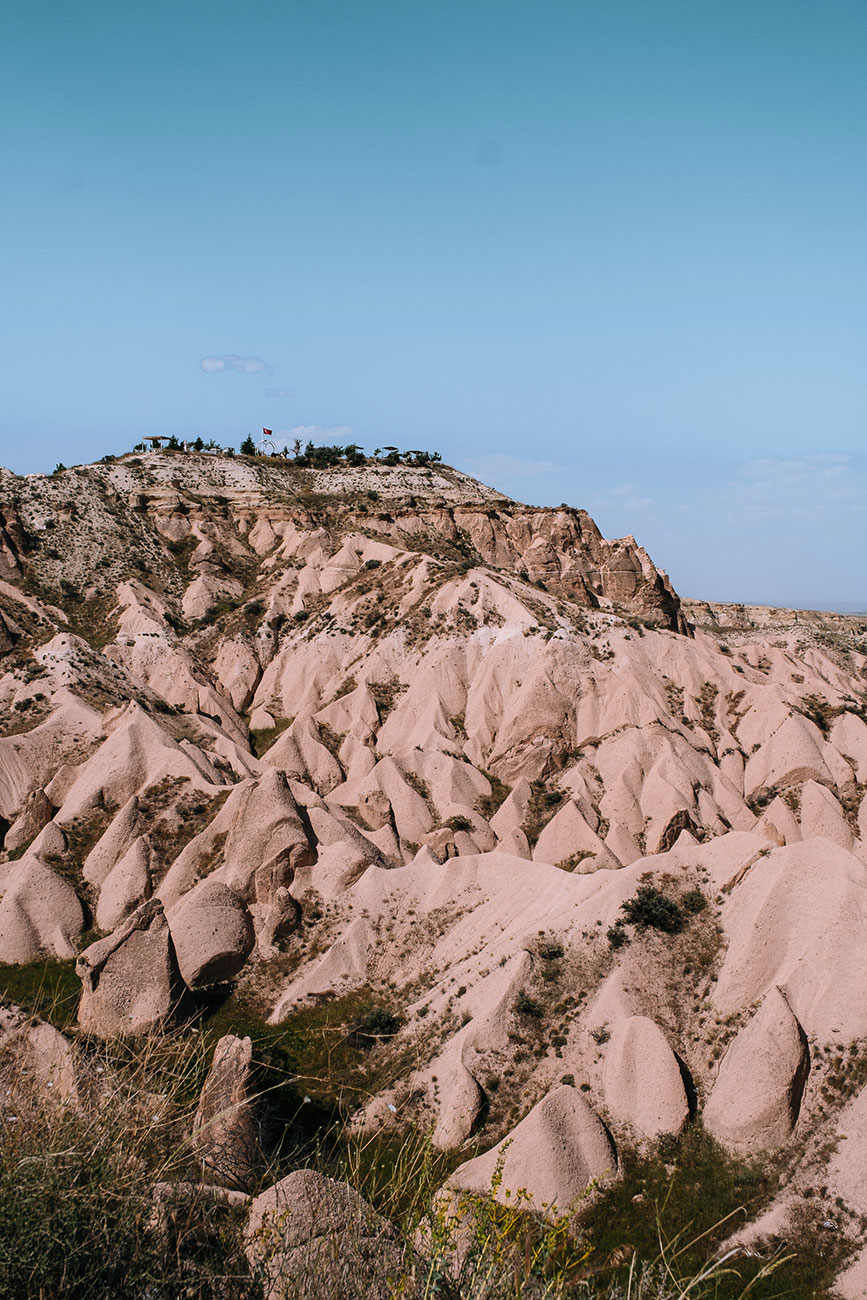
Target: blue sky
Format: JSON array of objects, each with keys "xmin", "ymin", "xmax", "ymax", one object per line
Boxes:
[{"xmin": 1, "ymin": 0, "xmax": 865, "ymax": 610}]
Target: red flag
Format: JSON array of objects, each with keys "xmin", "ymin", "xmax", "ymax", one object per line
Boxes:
[{"xmin": 263, "ymin": 428, "xmax": 272, "ymax": 436}]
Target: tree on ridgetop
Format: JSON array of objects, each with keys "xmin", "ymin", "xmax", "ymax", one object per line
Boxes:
[{"xmin": 240, "ymin": 435, "xmax": 256, "ymax": 456}]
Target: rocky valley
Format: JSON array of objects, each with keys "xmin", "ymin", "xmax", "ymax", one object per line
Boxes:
[{"xmin": 2, "ymin": 449, "xmax": 867, "ymax": 1298}]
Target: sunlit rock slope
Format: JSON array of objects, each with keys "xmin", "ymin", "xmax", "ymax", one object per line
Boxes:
[{"xmin": 2, "ymin": 450, "xmax": 867, "ymax": 1281}]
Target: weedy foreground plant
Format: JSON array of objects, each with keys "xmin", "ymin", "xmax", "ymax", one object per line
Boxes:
[
  {"xmin": 0, "ymin": 1024, "xmax": 259, "ymax": 1300},
  {"xmin": 0, "ymin": 996, "xmax": 844, "ymax": 1299}
]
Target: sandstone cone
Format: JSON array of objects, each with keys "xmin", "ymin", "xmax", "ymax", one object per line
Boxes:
[
  {"xmin": 448, "ymin": 1085, "xmax": 616, "ymax": 1214},
  {"xmin": 602, "ymin": 1015, "xmax": 689, "ymax": 1139},
  {"xmin": 703, "ymin": 987, "xmax": 809, "ymax": 1153},
  {"xmin": 77, "ymin": 898, "xmax": 181, "ymax": 1037}
]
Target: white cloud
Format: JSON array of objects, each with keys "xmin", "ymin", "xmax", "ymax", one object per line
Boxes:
[
  {"xmin": 739, "ymin": 452, "xmax": 856, "ymax": 481},
  {"xmin": 200, "ymin": 354, "xmax": 270, "ymax": 374},
  {"xmin": 466, "ymin": 453, "xmax": 558, "ymax": 482},
  {"xmin": 588, "ymin": 482, "xmax": 655, "ymax": 514},
  {"xmin": 606, "ymin": 482, "xmax": 653, "ymax": 509},
  {"xmin": 265, "ymin": 387, "xmax": 294, "ymax": 398},
  {"xmin": 272, "ymin": 424, "xmax": 354, "ymax": 449},
  {"xmin": 725, "ymin": 450, "xmax": 864, "ymax": 521}
]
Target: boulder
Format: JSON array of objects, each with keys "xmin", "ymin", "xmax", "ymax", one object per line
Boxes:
[
  {"xmin": 245, "ymin": 1169, "xmax": 406, "ymax": 1300},
  {"xmin": 77, "ymin": 898, "xmax": 180, "ymax": 1037},
  {"xmin": 4, "ymin": 788, "xmax": 53, "ymax": 854},
  {"xmin": 193, "ymin": 1033, "xmax": 261, "ymax": 1190},
  {"xmin": 448, "ymin": 1085, "xmax": 616, "ymax": 1214},
  {"xmin": 602, "ymin": 1015, "xmax": 689, "ymax": 1139},
  {"xmin": 168, "ymin": 880, "xmax": 255, "ymax": 989},
  {"xmin": 0, "ymin": 856, "xmax": 84, "ymax": 963},
  {"xmin": 433, "ymin": 1057, "xmax": 486, "ymax": 1150},
  {"xmin": 0, "ymin": 1005, "xmax": 80, "ymax": 1104},
  {"xmin": 703, "ymin": 988, "xmax": 809, "ymax": 1153},
  {"xmin": 258, "ymin": 886, "xmax": 301, "ymax": 954}
]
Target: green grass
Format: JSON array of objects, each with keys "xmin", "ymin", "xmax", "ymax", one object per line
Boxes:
[
  {"xmin": 249, "ymin": 717, "xmax": 290, "ymax": 757},
  {"xmin": 0, "ymin": 985, "xmax": 851, "ymax": 1298},
  {"xmin": 580, "ymin": 1126, "xmax": 845, "ymax": 1299},
  {"xmin": 197, "ymin": 984, "xmax": 422, "ymax": 1192},
  {"xmin": 0, "ymin": 1027, "xmax": 260, "ymax": 1300},
  {"xmin": 0, "ymin": 959, "xmax": 81, "ymax": 1031}
]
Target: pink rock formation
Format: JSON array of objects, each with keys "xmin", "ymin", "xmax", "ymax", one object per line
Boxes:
[
  {"xmin": 0, "ymin": 1005, "xmax": 80, "ymax": 1104},
  {"xmin": 245, "ymin": 1169, "xmax": 404, "ymax": 1300},
  {"xmin": 193, "ymin": 1033, "xmax": 260, "ymax": 1189},
  {"xmin": 703, "ymin": 988, "xmax": 809, "ymax": 1153},
  {"xmin": 448, "ymin": 1086, "xmax": 616, "ymax": 1214},
  {"xmin": 168, "ymin": 879, "xmax": 255, "ymax": 989},
  {"xmin": 77, "ymin": 898, "xmax": 179, "ymax": 1036},
  {"xmin": 0, "ymin": 855, "xmax": 83, "ymax": 963},
  {"xmin": 3, "ymin": 788, "xmax": 53, "ymax": 854},
  {"xmin": 602, "ymin": 1015, "xmax": 689, "ymax": 1139},
  {"xmin": 2, "ymin": 452, "xmax": 867, "ymax": 1261}
]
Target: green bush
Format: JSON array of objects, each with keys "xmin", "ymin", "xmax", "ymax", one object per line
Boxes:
[
  {"xmin": 607, "ymin": 920, "xmax": 630, "ymax": 950},
  {"xmin": 537, "ymin": 940, "xmax": 564, "ymax": 961},
  {"xmin": 446, "ymin": 815, "xmax": 472, "ymax": 833},
  {"xmin": 350, "ymin": 1006, "xmax": 402, "ymax": 1045},
  {"xmin": 621, "ymin": 884, "xmax": 684, "ymax": 934},
  {"xmin": 682, "ymin": 887, "xmax": 708, "ymax": 914},
  {"xmin": 515, "ymin": 990, "xmax": 544, "ymax": 1019}
]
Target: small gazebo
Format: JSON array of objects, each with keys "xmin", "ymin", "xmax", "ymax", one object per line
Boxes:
[{"xmin": 141, "ymin": 435, "xmax": 170, "ymax": 448}]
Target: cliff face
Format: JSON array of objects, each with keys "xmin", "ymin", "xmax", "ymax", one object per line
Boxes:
[
  {"xmin": 3, "ymin": 450, "xmax": 867, "ymax": 1278},
  {"xmin": 0, "ymin": 454, "xmax": 685, "ymax": 634}
]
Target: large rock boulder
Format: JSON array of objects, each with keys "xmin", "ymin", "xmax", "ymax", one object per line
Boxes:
[
  {"xmin": 158, "ymin": 769, "xmax": 315, "ymax": 908},
  {"xmin": 168, "ymin": 880, "xmax": 254, "ymax": 989},
  {"xmin": 245, "ymin": 1169, "xmax": 406, "ymax": 1300},
  {"xmin": 193, "ymin": 1033, "xmax": 261, "ymax": 1190},
  {"xmin": 602, "ymin": 1015, "xmax": 689, "ymax": 1139},
  {"xmin": 3, "ymin": 788, "xmax": 53, "ymax": 854},
  {"xmin": 77, "ymin": 898, "xmax": 180, "ymax": 1037},
  {"xmin": 448, "ymin": 1085, "xmax": 616, "ymax": 1214},
  {"xmin": 0, "ymin": 855, "xmax": 84, "ymax": 963},
  {"xmin": 0, "ymin": 1005, "xmax": 80, "ymax": 1104},
  {"xmin": 703, "ymin": 988, "xmax": 809, "ymax": 1153}
]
